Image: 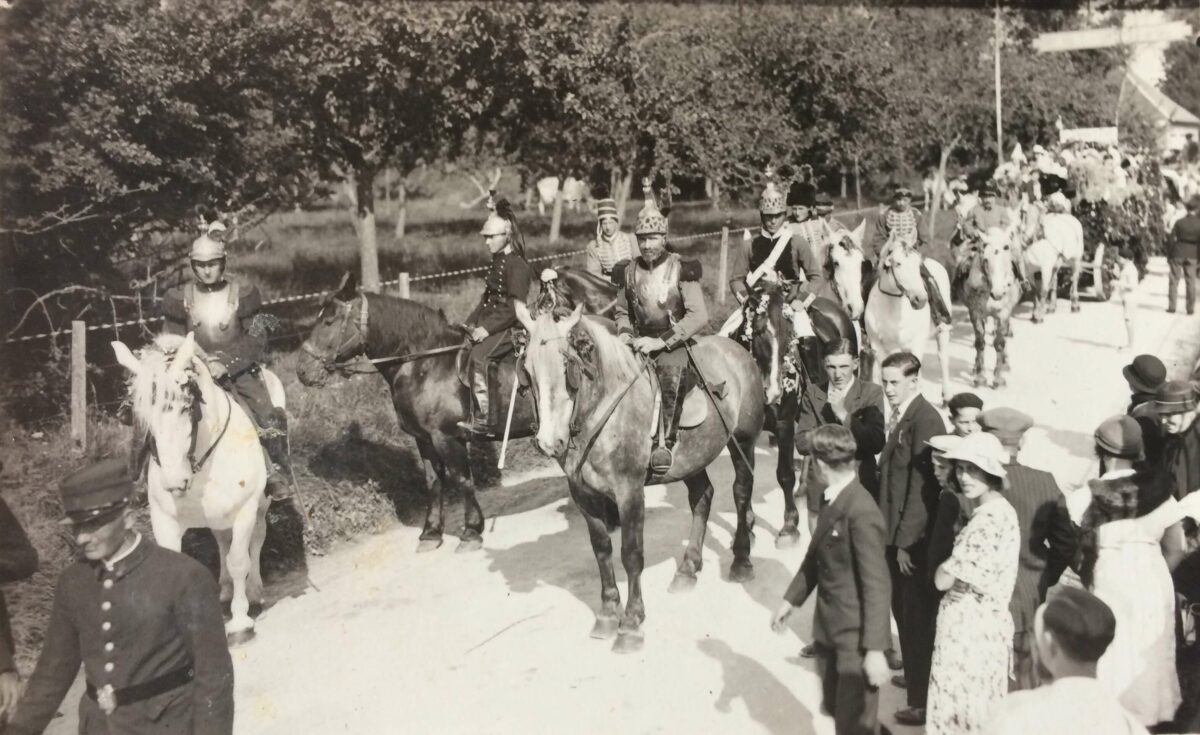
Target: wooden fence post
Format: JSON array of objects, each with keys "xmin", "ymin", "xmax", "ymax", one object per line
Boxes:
[
  {"xmin": 854, "ymin": 155, "xmax": 863, "ymax": 211},
  {"xmin": 71, "ymin": 320, "xmax": 86, "ymax": 454},
  {"xmin": 397, "ymin": 272, "xmax": 411, "ymax": 299},
  {"xmin": 718, "ymin": 219, "xmax": 730, "ymax": 305}
]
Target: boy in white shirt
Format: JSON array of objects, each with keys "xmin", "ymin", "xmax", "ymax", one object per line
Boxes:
[{"xmin": 1116, "ymin": 248, "xmax": 1139, "ymax": 353}]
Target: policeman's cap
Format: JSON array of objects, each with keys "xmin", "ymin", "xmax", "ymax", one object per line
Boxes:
[{"xmin": 58, "ymin": 458, "xmax": 133, "ymax": 526}]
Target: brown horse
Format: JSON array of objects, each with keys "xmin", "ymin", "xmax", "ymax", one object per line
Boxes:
[
  {"xmin": 514, "ymin": 301, "xmax": 763, "ymax": 653},
  {"xmin": 296, "ymin": 273, "xmax": 608, "ymax": 553},
  {"xmin": 960, "ymin": 225, "xmax": 1022, "ymax": 388}
]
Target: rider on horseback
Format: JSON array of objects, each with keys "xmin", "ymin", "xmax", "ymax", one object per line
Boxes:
[
  {"xmin": 158, "ymin": 221, "xmax": 293, "ymax": 500},
  {"xmin": 458, "ymin": 194, "xmax": 534, "ymax": 436},
  {"xmin": 585, "ymin": 197, "xmax": 637, "ymax": 278},
  {"xmin": 611, "ymin": 180, "xmax": 708, "ymax": 475},
  {"xmin": 872, "ymin": 185, "xmax": 952, "ymax": 328},
  {"xmin": 728, "ymin": 176, "xmax": 825, "ymax": 339},
  {"xmin": 960, "ymin": 182, "xmax": 1028, "ymax": 285}
]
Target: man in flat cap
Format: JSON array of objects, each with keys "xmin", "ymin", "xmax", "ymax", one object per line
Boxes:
[
  {"xmin": 978, "ymin": 407, "xmax": 1076, "ymax": 691},
  {"xmin": 1123, "ymin": 354, "xmax": 1166, "ymax": 464},
  {"xmin": 6, "ymin": 459, "xmax": 233, "ymax": 735}
]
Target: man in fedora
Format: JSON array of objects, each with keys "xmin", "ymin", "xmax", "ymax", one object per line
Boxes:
[
  {"xmin": 1123, "ymin": 354, "xmax": 1167, "ymax": 463},
  {"xmin": 978, "ymin": 407, "xmax": 1076, "ymax": 690},
  {"xmin": 1167, "ymin": 194, "xmax": 1200, "ymax": 314},
  {"xmin": 6, "ymin": 459, "xmax": 233, "ymax": 735}
]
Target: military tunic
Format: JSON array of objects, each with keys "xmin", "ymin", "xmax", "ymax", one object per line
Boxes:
[
  {"xmin": 584, "ymin": 231, "xmax": 637, "ymax": 277},
  {"xmin": 7, "ymin": 540, "xmax": 233, "ymax": 735},
  {"xmin": 871, "ymin": 205, "xmax": 925, "ymax": 261},
  {"xmin": 961, "ymin": 203, "xmax": 1012, "ymax": 240},
  {"xmin": 728, "ymin": 226, "xmax": 824, "ymax": 303},
  {"xmin": 613, "ymin": 254, "xmax": 707, "ymax": 369},
  {"xmin": 465, "ymin": 250, "xmax": 535, "ymax": 368}
]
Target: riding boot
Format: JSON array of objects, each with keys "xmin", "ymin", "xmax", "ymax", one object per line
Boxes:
[
  {"xmin": 260, "ymin": 408, "xmax": 294, "ymax": 500},
  {"xmin": 457, "ymin": 361, "xmax": 496, "ymax": 435},
  {"xmin": 650, "ymin": 365, "xmax": 685, "ymax": 474},
  {"xmin": 919, "ymin": 263, "xmax": 952, "ymax": 326}
]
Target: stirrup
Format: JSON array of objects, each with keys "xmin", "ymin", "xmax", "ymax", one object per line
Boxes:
[{"xmin": 649, "ymin": 444, "xmax": 674, "ymax": 474}]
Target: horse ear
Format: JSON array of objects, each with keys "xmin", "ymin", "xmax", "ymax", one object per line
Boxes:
[
  {"xmin": 849, "ymin": 219, "xmax": 867, "ymax": 249},
  {"xmin": 334, "ymin": 271, "xmax": 356, "ymax": 301},
  {"xmin": 111, "ymin": 341, "xmax": 142, "ymax": 376},
  {"xmin": 514, "ymin": 299, "xmax": 536, "ymax": 334},
  {"xmin": 169, "ymin": 333, "xmax": 197, "ymax": 377},
  {"xmin": 560, "ymin": 303, "xmax": 584, "ymax": 332}
]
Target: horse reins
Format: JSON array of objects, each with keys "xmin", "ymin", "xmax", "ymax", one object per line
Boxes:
[
  {"xmin": 302, "ymin": 292, "xmax": 465, "ymax": 372},
  {"xmin": 188, "ymin": 388, "xmax": 233, "ymax": 473}
]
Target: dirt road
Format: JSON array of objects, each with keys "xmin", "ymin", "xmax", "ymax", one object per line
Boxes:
[{"xmin": 44, "ymin": 260, "xmax": 1198, "ymax": 734}]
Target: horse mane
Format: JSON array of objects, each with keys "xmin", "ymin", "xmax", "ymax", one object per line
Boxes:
[
  {"xmin": 363, "ymin": 293, "xmax": 460, "ymax": 354},
  {"xmin": 572, "ymin": 314, "xmax": 639, "ymax": 386},
  {"xmin": 126, "ymin": 333, "xmax": 210, "ymax": 431}
]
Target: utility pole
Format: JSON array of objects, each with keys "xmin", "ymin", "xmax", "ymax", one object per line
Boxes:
[{"xmin": 994, "ymin": 1, "xmax": 1003, "ymax": 158}]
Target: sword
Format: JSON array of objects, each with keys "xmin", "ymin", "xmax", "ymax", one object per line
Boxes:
[
  {"xmin": 497, "ymin": 348, "xmax": 523, "ymax": 470},
  {"xmin": 680, "ymin": 339, "xmax": 754, "ymax": 472}
]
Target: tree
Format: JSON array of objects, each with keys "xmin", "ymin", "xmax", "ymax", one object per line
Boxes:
[{"xmin": 1162, "ymin": 40, "xmax": 1200, "ymax": 121}]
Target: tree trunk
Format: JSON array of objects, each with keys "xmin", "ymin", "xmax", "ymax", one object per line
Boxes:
[
  {"xmin": 549, "ymin": 176, "xmax": 565, "ymax": 244},
  {"xmin": 615, "ymin": 170, "xmax": 634, "ymax": 222},
  {"xmin": 524, "ymin": 185, "xmax": 535, "ymax": 211},
  {"xmin": 394, "ymin": 180, "xmax": 407, "ymax": 240},
  {"xmin": 711, "ymin": 179, "xmax": 722, "ymax": 211},
  {"xmin": 345, "ymin": 170, "xmax": 380, "ymax": 293},
  {"xmin": 610, "ymin": 167, "xmax": 620, "ymax": 200},
  {"xmin": 930, "ymin": 137, "xmax": 959, "ymax": 242},
  {"xmin": 840, "ymin": 170, "xmax": 848, "ymax": 199}
]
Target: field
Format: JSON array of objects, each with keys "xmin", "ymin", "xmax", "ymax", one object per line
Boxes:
[{"xmin": 2, "ymin": 191, "xmax": 956, "ymax": 673}]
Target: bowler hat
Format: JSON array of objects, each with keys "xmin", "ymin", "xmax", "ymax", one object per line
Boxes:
[
  {"xmin": 58, "ymin": 458, "xmax": 133, "ymax": 526},
  {"xmin": 978, "ymin": 407, "xmax": 1034, "ymax": 447},
  {"xmin": 1093, "ymin": 415, "xmax": 1143, "ymax": 459},
  {"xmin": 943, "ymin": 432, "xmax": 1008, "ymax": 479},
  {"xmin": 1156, "ymin": 380, "xmax": 1199, "ymax": 414},
  {"xmin": 1123, "ymin": 354, "xmax": 1167, "ymax": 395}
]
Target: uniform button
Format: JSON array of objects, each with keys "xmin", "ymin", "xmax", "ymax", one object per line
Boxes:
[
  {"xmin": 102, "ymin": 579, "xmax": 114, "ymax": 589},
  {"xmin": 104, "ymin": 663, "xmax": 114, "ymax": 673},
  {"xmin": 102, "ymin": 622, "xmax": 112, "ymax": 631},
  {"xmin": 101, "ymin": 602, "xmax": 112, "ymax": 612},
  {"xmin": 105, "ymin": 642, "xmax": 114, "ymax": 653}
]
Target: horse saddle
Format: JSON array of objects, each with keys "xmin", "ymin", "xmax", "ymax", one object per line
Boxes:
[{"xmin": 648, "ymin": 381, "xmax": 727, "ymax": 437}]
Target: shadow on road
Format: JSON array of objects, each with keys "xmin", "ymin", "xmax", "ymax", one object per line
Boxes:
[{"xmin": 699, "ymin": 637, "xmax": 816, "ymax": 734}]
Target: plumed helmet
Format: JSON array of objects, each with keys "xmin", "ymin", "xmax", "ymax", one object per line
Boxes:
[
  {"xmin": 190, "ymin": 221, "xmax": 228, "ymax": 261},
  {"xmin": 480, "ymin": 190, "xmax": 511, "ymax": 237},
  {"xmin": 787, "ymin": 181, "xmax": 817, "ymax": 208},
  {"xmin": 759, "ymin": 180, "xmax": 786, "ymax": 215},
  {"xmin": 635, "ymin": 178, "xmax": 668, "ymax": 236}
]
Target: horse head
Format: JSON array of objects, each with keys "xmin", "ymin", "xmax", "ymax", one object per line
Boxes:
[
  {"xmin": 978, "ymin": 225, "xmax": 1016, "ymax": 302},
  {"xmin": 297, "ymin": 272, "xmax": 368, "ymax": 387},
  {"xmin": 516, "ymin": 300, "xmax": 589, "ymax": 459},
  {"xmin": 112, "ymin": 333, "xmax": 207, "ymax": 496},
  {"xmin": 745, "ymin": 282, "xmax": 793, "ymax": 406},
  {"xmin": 825, "ymin": 220, "xmax": 867, "ymax": 320},
  {"xmin": 879, "ymin": 235, "xmax": 928, "ymax": 310}
]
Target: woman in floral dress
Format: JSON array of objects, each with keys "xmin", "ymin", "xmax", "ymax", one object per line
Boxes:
[{"xmin": 925, "ymin": 432, "xmax": 1020, "ymax": 735}]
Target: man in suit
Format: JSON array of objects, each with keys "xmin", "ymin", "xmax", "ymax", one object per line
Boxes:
[
  {"xmin": 876, "ymin": 351, "xmax": 947, "ymax": 727},
  {"xmin": 773, "ymin": 425, "xmax": 892, "ymax": 735},
  {"xmin": 6, "ymin": 459, "xmax": 234, "ymax": 735},
  {"xmin": 0, "ymin": 461, "xmax": 38, "ymax": 725},
  {"xmin": 796, "ymin": 339, "xmax": 887, "ymax": 514},
  {"xmin": 979, "ymin": 407, "xmax": 1077, "ymax": 691}
]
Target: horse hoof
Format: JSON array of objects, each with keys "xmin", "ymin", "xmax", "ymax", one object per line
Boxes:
[
  {"xmin": 590, "ymin": 616, "xmax": 620, "ymax": 640},
  {"xmin": 668, "ymin": 572, "xmax": 698, "ymax": 594},
  {"xmin": 729, "ymin": 560, "xmax": 756, "ymax": 583},
  {"xmin": 455, "ymin": 536, "xmax": 483, "ymax": 554},
  {"xmin": 1071, "ymin": 304, "xmax": 1081, "ymax": 313},
  {"xmin": 416, "ymin": 537, "xmax": 443, "ymax": 553},
  {"xmin": 226, "ymin": 628, "xmax": 256, "ymax": 648},
  {"xmin": 612, "ymin": 630, "xmax": 645, "ymax": 654},
  {"xmin": 973, "ymin": 375, "xmax": 987, "ymax": 388},
  {"xmin": 775, "ymin": 529, "xmax": 801, "ymax": 550},
  {"xmin": 994, "ymin": 375, "xmax": 1007, "ymax": 389}
]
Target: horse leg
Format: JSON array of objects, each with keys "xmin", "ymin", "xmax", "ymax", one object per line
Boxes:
[
  {"xmin": 994, "ymin": 313, "xmax": 1010, "ymax": 389},
  {"xmin": 1070, "ymin": 258, "xmax": 1082, "ymax": 312},
  {"xmin": 614, "ymin": 488, "xmax": 647, "ymax": 654},
  {"xmin": 729, "ymin": 434, "xmax": 758, "ymax": 583},
  {"xmin": 971, "ymin": 311, "xmax": 988, "ymax": 388},
  {"xmin": 214, "ymin": 528, "xmax": 234, "ymax": 605},
  {"xmin": 571, "ymin": 484, "xmax": 622, "ymax": 640},
  {"xmin": 670, "ymin": 472, "xmax": 714, "ymax": 594},
  {"xmin": 775, "ymin": 400, "xmax": 801, "ymax": 549},
  {"xmin": 224, "ymin": 505, "xmax": 258, "ymax": 646},
  {"xmin": 248, "ymin": 500, "xmax": 268, "ymax": 608},
  {"xmin": 936, "ymin": 324, "xmax": 953, "ymax": 404},
  {"xmin": 434, "ymin": 434, "xmax": 484, "ymax": 553},
  {"xmin": 415, "ymin": 438, "xmax": 445, "ymax": 552}
]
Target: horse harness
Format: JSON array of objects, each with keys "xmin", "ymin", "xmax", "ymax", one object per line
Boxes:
[
  {"xmin": 302, "ymin": 293, "xmax": 463, "ymax": 374},
  {"xmin": 146, "ymin": 367, "xmax": 234, "ymax": 475}
]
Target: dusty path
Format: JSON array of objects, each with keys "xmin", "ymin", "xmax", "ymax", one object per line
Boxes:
[{"xmin": 45, "ymin": 260, "xmax": 1198, "ymax": 734}]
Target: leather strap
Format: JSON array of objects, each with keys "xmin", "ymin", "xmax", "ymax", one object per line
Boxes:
[{"xmin": 86, "ymin": 665, "xmax": 194, "ymax": 707}]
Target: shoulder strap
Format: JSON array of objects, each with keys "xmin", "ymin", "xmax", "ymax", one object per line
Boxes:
[{"xmin": 184, "ymin": 282, "xmax": 195, "ymax": 314}]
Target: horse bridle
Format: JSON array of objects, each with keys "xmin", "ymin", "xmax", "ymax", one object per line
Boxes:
[
  {"xmin": 301, "ymin": 294, "xmax": 369, "ymax": 373},
  {"xmin": 147, "ymin": 371, "xmax": 233, "ymax": 475},
  {"xmin": 876, "ymin": 243, "xmax": 911, "ymax": 299}
]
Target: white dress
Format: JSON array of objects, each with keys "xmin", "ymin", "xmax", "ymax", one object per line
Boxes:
[{"xmin": 1071, "ymin": 472, "xmax": 1184, "ymax": 726}]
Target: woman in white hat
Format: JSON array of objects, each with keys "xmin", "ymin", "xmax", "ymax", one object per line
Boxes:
[{"xmin": 924, "ymin": 432, "xmax": 1020, "ymax": 735}]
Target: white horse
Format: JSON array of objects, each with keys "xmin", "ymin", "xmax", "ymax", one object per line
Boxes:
[
  {"xmin": 112, "ymin": 332, "xmax": 284, "ymax": 646},
  {"xmin": 1023, "ymin": 200, "xmax": 1085, "ymax": 319},
  {"xmin": 865, "ymin": 234, "xmax": 953, "ymax": 402}
]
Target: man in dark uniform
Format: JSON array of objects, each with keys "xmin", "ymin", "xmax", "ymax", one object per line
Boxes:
[
  {"xmin": 6, "ymin": 459, "xmax": 233, "ymax": 735},
  {"xmin": 0, "ymin": 462, "xmax": 38, "ymax": 725},
  {"xmin": 458, "ymin": 194, "xmax": 534, "ymax": 436},
  {"xmin": 1167, "ymin": 194, "xmax": 1200, "ymax": 314},
  {"xmin": 159, "ymin": 222, "xmax": 291, "ymax": 499},
  {"xmin": 978, "ymin": 407, "xmax": 1077, "ymax": 691},
  {"xmin": 871, "ymin": 186, "xmax": 952, "ymax": 329},
  {"xmin": 612, "ymin": 180, "xmax": 708, "ymax": 474}
]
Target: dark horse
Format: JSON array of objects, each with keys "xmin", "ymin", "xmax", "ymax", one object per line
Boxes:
[
  {"xmin": 296, "ymin": 272, "xmax": 611, "ymax": 553},
  {"xmin": 731, "ymin": 282, "xmax": 858, "ymax": 547}
]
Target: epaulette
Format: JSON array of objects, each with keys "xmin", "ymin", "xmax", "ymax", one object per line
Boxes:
[
  {"xmin": 609, "ymin": 261, "xmax": 629, "ymax": 287},
  {"xmin": 160, "ymin": 288, "xmax": 188, "ymax": 321},
  {"xmin": 235, "ymin": 283, "xmax": 262, "ymax": 317},
  {"xmin": 679, "ymin": 259, "xmax": 703, "ymax": 282}
]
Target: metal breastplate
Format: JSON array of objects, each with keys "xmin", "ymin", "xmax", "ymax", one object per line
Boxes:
[
  {"xmin": 185, "ymin": 283, "xmax": 241, "ymax": 349},
  {"xmin": 628, "ymin": 255, "xmax": 683, "ymax": 337}
]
